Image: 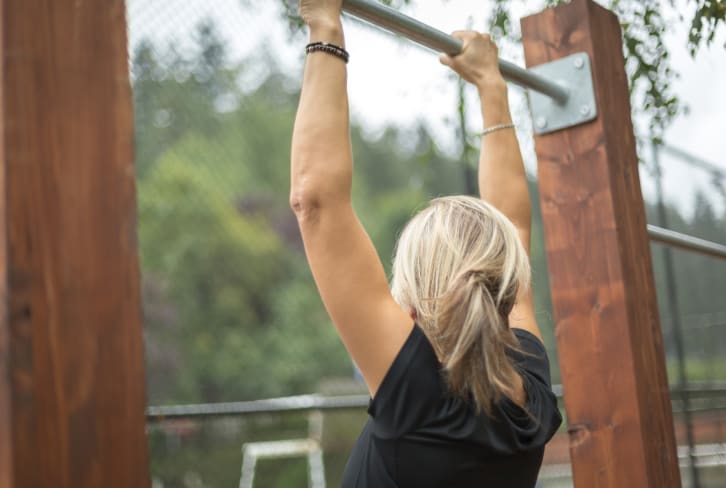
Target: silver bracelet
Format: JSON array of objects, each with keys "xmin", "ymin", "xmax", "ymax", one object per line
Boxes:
[{"xmin": 480, "ymin": 123, "xmax": 515, "ymax": 137}]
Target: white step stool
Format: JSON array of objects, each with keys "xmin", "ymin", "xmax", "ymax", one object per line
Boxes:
[{"xmin": 239, "ymin": 410, "xmax": 325, "ymax": 488}]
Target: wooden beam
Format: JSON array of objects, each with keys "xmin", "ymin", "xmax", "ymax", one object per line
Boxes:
[
  {"xmin": 0, "ymin": 1, "xmax": 10, "ymax": 482},
  {"xmin": 0, "ymin": 0, "xmax": 150, "ymax": 486},
  {"xmin": 521, "ymin": 1, "xmax": 681, "ymax": 486}
]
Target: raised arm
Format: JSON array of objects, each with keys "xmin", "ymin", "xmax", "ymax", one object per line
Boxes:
[
  {"xmin": 440, "ymin": 32, "xmax": 542, "ymax": 341},
  {"xmin": 290, "ymin": 0, "xmax": 413, "ymax": 397}
]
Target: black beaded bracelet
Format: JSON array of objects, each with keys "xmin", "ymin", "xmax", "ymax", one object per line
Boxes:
[{"xmin": 305, "ymin": 42, "xmax": 350, "ymax": 64}]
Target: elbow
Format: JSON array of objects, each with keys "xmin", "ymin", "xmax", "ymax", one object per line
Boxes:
[
  {"xmin": 290, "ymin": 181, "xmax": 351, "ymax": 223},
  {"xmin": 289, "ymin": 174, "xmax": 334, "ymax": 222},
  {"xmin": 290, "ymin": 161, "xmax": 352, "ymax": 220},
  {"xmin": 289, "ymin": 186, "xmax": 322, "ymax": 221},
  {"xmin": 289, "ymin": 153, "xmax": 325, "ymax": 219}
]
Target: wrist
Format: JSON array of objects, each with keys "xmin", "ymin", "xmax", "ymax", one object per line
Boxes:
[
  {"xmin": 475, "ymin": 75, "xmax": 507, "ymax": 96},
  {"xmin": 477, "ymin": 78, "xmax": 511, "ymax": 125},
  {"xmin": 308, "ymin": 18, "xmax": 344, "ymax": 44}
]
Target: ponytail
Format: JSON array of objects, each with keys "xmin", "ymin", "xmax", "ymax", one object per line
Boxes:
[
  {"xmin": 390, "ymin": 195, "xmax": 531, "ymax": 416},
  {"xmin": 437, "ymin": 270, "xmax": 521, "ymax": 415}
]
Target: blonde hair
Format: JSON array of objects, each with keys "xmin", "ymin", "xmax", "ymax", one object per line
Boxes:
[{"xmin": 391, "ymin": 195, "xmax": 530, "ymax": 415}]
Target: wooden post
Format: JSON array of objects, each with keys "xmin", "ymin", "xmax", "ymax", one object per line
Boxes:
[
  {"xmin": 521, "ymin": 1, "xmax": 681, "ymax": 487},
  {"xmin": 0, "ymin": 1, "xmax": 150, "ymax": 487}
]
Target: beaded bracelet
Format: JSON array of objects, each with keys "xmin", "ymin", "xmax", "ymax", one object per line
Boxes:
[{"xmin": 306, "ymin": 42, "xmax": 350, "ymax": 64}]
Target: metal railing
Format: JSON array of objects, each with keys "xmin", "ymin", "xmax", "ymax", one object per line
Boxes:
[
  {"xmin": 146, "ymin": 382, "xmax": 726, "ymax": 421},
  {"xmin": 147, "ymin": 394, "xmax": 369, "ymax": 421},
  {"xmin": 147, "ymin": 384, "xmax": 726, "ymax": 486},
  {"xmin": 648, "ymin": 225, "xmax": 726, "ymax": 261}
]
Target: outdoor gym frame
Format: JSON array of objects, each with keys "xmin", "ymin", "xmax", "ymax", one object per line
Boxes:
[
  {"xmin": 344, "ymin": 0, "xmax": 598, "ymax": 136},
  {"xmin": 2, "ymin": 0, "xmax": 724, "ymax": 487},
  {"xmin": 342, "ymin": 0, "xmax": 726, "ymax": 264}
]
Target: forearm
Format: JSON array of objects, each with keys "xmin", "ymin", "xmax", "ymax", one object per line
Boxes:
[
  {"xmin": 478, "ymin": 81, "xmax": 538, "ymax": 336},
  {"xmin": 476, "ymin": 81, "xmax": 532, "ymax": 244},
  {"xmin": 290, "ymin": 20, "xmax": 352, "ymax": 211}
]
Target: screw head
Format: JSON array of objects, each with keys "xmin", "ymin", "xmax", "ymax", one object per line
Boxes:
[
  {"xmin": 535, "ymin": 116, "xmax": 548, "ymax": 129},
  {"xmin": 574, "ymin": 56, "xmax": 585, "ymax": 69},
  {"xmin": 580, "ymin": 105, "xmax": 591, "ymax": 117}
]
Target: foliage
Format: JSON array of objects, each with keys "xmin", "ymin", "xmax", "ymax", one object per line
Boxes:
[
  {"xmin": 134, "ymin": 12, "xmax": 726, "ymax": 406},
  {"xmin": 688, "ymin": 0, "xmax": 726, "ymax": 53},
  {"xmin": 490, "ymin": 0, "xmax": 683, "ymax": 140},
  {"xmin": 134, "ymin": 22, "xmax": 353, "ymax": 404},
  {"xmin": 134, "ymin": 21, "xmax": 468, "ymax": 405}
]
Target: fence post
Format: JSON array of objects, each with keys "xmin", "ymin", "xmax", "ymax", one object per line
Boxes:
[
  {"xmin": 521, "ymin": 1, "xmax": 681, "ymax": 486},
  {"xmin": 0, "ymin": 1, "xmax": 150, "ymax": 486}
]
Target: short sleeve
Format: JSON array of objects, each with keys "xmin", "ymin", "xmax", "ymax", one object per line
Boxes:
[
  {"xmin": 497, "ymin": 328, "xmax": 562, "ymax": 449},
  {"xmin": 510, "ymin": 329, "xmax": 554, "ymax": 389},
  {"xmin": 368, "ymin": 325, "xmax": 444, "ymax": 438}
]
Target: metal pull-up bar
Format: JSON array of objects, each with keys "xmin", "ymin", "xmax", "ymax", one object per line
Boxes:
[
  {"xmin": 342, "ymin": 0, "xmax": 569, "ymax": 103},
  {"xmin": 340, "ymin": 1, "xmax": 726, "ymax": 263},
  {"xmin": 341, "ymin": 0, "xmax": 597, "ymax": 134}
]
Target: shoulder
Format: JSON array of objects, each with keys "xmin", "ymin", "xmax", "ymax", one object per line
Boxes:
[
  {"xmin": 510, "ymin": 327, "xmax": 553, "ymax": 389},
  {"xmin": 369, "ymin": 326, "xmax": 441, "ymax": 411},
  {"xmin": 500, "ymin": 328, "xmax": 562, "ymax": 447},
  {"xmin": 511, "ymin": 327, "xmax": 547, "ymax": 361},
  {"xmin": 368, "ymin": 325, "xmax": 444, "ymax": 437}
]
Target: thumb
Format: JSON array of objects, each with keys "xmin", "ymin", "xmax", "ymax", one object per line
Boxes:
[{"xmin": 439, "ymin": 53, "xmax": 453, "ymax": 67}]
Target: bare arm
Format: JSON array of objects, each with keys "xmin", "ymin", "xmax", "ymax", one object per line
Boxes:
[
  {"xmin": 441, "ymin": 33, "xmax": 541, "ymax": 341},
  {"xmin": 290, "ymin": 2, "xmax": 413, "ymax": 397}
]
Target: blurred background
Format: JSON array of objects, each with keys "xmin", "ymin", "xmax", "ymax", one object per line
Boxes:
[{"xmin": 129, "ymin": 0, "xmax": 726, "ymax": 486}]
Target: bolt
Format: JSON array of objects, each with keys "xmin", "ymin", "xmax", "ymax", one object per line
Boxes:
[
  {"xmin": 535, "ymin": 116, "xmax": 548, "ymax": 129},
  {"xmin": 580, "ymin": 105, "xmax": 591, "ymax": 117},
  {"xmin": 574, "ymin": 56, "xmax": 585, "ymax": 69}
]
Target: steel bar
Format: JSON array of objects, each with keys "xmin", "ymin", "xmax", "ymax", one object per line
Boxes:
[
  {"xmin": 146, "ymin": 382, "xmax": 726, "ymax": 421},
  {"xmin": 648, "ymin": 225, "xmax": 726, "ymax": 261},
  {"xmin": 341, "ymin": 0, "xmax": 570, "ymax": 104},
  {"xmin": 146, "ymin": 394, "xmax": 370, "ymax": 421},
  {"xmin": 670, "ymin": 383, "xmax": 726, "ymax": 400}
]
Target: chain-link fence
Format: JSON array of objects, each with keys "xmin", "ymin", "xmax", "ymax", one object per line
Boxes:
[
  {"xmin": 129, "ymin": 0, "xmax": 361, "ymax": 409},
  {"xmin": 649, "ymin": 143, "xmax": 726, "ymax": 488},
  {"xmin": 129, "ymin": 1, "xmax": 726, "ymax": 487}
]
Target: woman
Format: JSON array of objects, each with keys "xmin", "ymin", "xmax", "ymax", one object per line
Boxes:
[{"xmin": 290, "ymin": 1, "xmax": 562, "ymax": 486}]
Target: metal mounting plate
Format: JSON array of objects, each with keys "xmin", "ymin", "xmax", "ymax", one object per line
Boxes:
[{"xmin": 529, "ymin": 53, "xmax": 597, "ymax": 135}]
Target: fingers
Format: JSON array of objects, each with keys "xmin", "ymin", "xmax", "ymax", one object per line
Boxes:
[
  {"xmin": 451, "ymin": 30, "xmax": 477, "ymax": 52},
  {"xmin": 450, "ymin": 30, "xmax": 472, "ymax": 41},
  {"xmin": 440, "ymin": 30, "xmax": 500, "ymax": 82},
  {"xmin": 450, "ymin": 30, "xmax": 491, "ymax": 41},
  {"xmin": 449, "ymin": 31, "xmax": 494, "ymax": 59}
]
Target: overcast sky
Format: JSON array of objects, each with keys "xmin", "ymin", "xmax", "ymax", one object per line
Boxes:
[{"xmin": 128, "ymin": 0, "xmax": 726, "ymax": 218}]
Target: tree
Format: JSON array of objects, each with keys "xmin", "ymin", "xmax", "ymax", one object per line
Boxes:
[
  {"xmin": 134, "ymin": 21, "xmax": 474, "ymax": 404},
  {"xmin": 131, "ymin": 20, "xmax": 240, "ymax": 177}
]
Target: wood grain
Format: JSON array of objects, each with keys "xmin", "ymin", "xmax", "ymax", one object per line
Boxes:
[
  {"xmin": 521, "ymin": 1, "xmax": 681, "ymax": 486},
  {"xmin": 0, "ymin": 0, "xmax": 150, "ymax": 486},
  {"xmin": 0, "ymin": 0, "xmax": 10, "ymax": 484}
]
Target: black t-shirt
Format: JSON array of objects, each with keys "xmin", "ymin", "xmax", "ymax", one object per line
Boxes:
[{"xmin": 341, "ymin": 325, "xmax": 562, "ymax": 487}]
